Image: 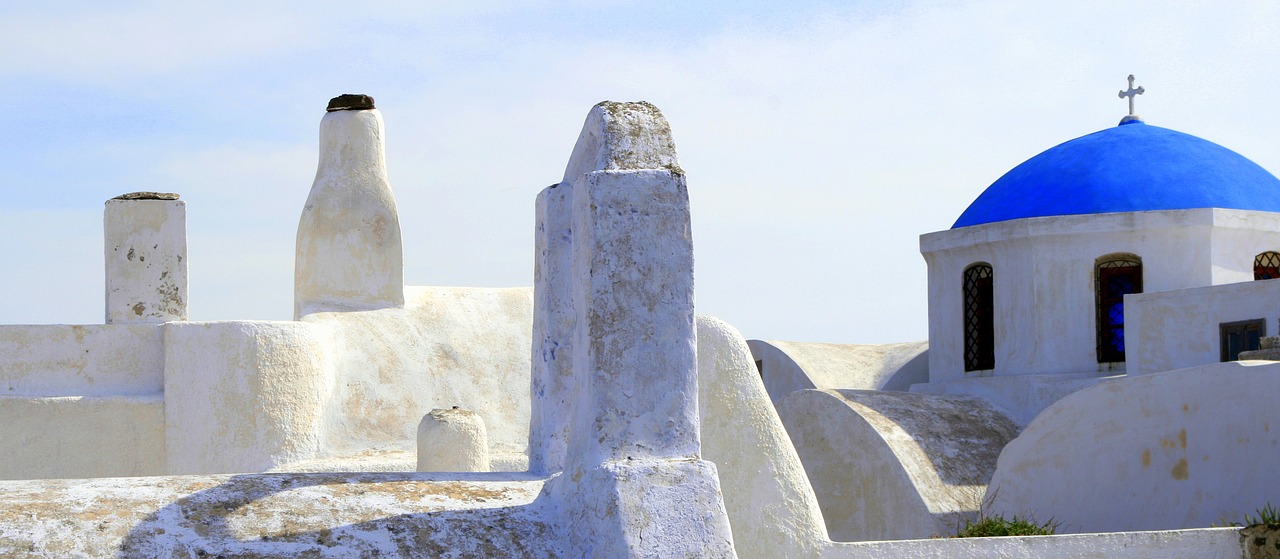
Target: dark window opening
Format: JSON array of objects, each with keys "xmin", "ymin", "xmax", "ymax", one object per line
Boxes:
[
  {"xmin": 1096, "ymin": 256, "xmax": 1142, "ymax": 363},
  {"xmin": 1221, "ymin": 319, "xmax": 1265, "ymax": 361},
  {"xmin": 1255, "ymin": 252, "xmax": 1280, "ymax": 280},
  {"xmin": 755, "ymin": 359, "xmax": 764, "ymax": 377},
  {"xmin": 964, "ymin": 263, "xmax": 994, "ymax": 372}
]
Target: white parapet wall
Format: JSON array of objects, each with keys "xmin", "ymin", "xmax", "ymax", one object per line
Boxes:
[
  {"xmin": 820, "ymin": 528, "xmax": 1244, "ymax": 559},
  {"xmin": 0, "ymin": 324, "xmax": 163, "ymax": 396},
  {"xmin": 1126, "ymin": 278, "xmax": 1280, "ymax": 375},
  {"xmin": 0, "ymin": 324, "xmax": 166, "ymax": 479}
]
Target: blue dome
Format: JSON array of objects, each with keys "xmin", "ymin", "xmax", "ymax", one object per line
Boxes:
[{"xmin": 952, "ymin": 120, "xmax": 1280, "ymax": 228}]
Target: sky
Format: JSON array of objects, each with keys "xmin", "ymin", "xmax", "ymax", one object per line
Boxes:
[{"xmin": 1, "ymin": 1, "xmax": 1279, "ymax": 344}]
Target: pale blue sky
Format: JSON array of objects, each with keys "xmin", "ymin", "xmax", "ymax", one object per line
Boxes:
[{"xmin": 2, "ymin": 1, "xmax": 1278, "ymax": 343}]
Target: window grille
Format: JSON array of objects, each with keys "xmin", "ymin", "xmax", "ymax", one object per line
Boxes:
[
  {"xmin": 1096, "ymin": 256, "xmax": 1142, "ymax": 363},
  {"xmin": 963, "ymin": 264, "xmax": 994, "ymax": 372},
  {"xmin": 1255, "ymin": 251, "xmax": 1280, "ymax": 280}
]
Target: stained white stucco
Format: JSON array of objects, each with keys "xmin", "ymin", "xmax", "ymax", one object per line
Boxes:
[
  {"xmin": 0, "ymin": 324, "xmax": 162, "ymax": 396},
  {"xmin": 104, "ymin": 197, "xmax": 187, "ymax": 324},
  {"xmin": 988, "ymin": 360, "xmax": 1280, "ymax": 533}
]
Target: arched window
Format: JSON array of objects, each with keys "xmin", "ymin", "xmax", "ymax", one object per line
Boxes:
[
  {"xmin": 1096, "ymin": 254, "xmax": 1142, "ymax": 363},
  {"xmin": 1255, "ymin": 251, "xmax": 1280, "ymax": 280},
  {"xmin": 963, "ymin": 263, "xmax": 994, "ymax": 372}
]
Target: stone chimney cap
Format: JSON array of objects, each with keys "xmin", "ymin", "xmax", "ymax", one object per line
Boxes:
[
  {"xmin": 327, "ymin": 94, "xmax": 376, "ymax": 112},
  {"xmin": 112, "ymin": 192, "xmax": 180, "ymax": 201}
]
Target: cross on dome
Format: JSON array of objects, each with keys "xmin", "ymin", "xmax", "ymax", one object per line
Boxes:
[{"xmin": 1118, "ymin": 75, "xmax": 1145, "ymax": 124}]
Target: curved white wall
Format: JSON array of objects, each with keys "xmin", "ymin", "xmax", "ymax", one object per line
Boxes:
[
  {"xmin": 777, "ymin": 388, "xmax": 1019, "ymax": 541},
  {"xmin": 988, "ymin": 360, "xmax": 1280, "ymax": 532}
]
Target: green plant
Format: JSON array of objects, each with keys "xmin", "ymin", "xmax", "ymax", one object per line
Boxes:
[
  {"xmin": 954, "ymin": 514, "xmax": 1058, "ymax": 538},
  {"xmin": 1245, "ymin": 503, "xmax": 1280, "ymax": 526}
]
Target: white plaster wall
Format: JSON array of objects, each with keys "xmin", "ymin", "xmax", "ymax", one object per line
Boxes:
[
  {"xmin": 776, "ymin": 388, "xmax": 1019, "ymax": 542},
  {"xmin": 1127, "ymin": 278, "xmax": 1280, "ymax": 375},
  {"xmin": 1208, "ymin": 208, "xmax": 1280, "ymax": 284},
  {"xmin": 163, "ymin": 321, "xmax": 334, "ymax": 475},
  {"xmin": 0, "ymin": 324, "xmax": 162, "ymax": 396},
  {"xmin": 919, "ymin": 209, "xmax": 1280, "ymax": 381},
  {"xmin": 0, "ymin": 394, "xmax": 164, "ymax": 479},
  {"xmin": 988, "ymin": 361, "xmax": 1280, "ymax": 533},
  {"xmin": 698, "ymin": 316, "xmax": 828, "ymax": 559},
  {"xmin": 306, "ymin": 286, "xmax": 533, "ymax": 468},
  {"xmin": 747, "ymin": 339, "xmax": 928, "ymax": 404}
]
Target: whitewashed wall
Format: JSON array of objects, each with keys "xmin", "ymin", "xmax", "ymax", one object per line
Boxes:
[
  {"xmin": 0, "ymin": 324, "xmax": 162, "ymax": 395},
  {"xmin": 921, "ymin": 208, "xmax": 1280, "ymax": 382},
  {"xmin": 306, "ymin": 285, "xmax": 533, "ymax": 470},
  {"xmin": 1127, "ymin": 278, "xmax": 1280, "ymax": 375},
  {"xmin": 0, "ymin": 324, "xmax": 165, "ymax": 479},
  {"xmin": 164, "ymin": 321, "xmax": 334, "ymax": 475},
  {"xmin": 988, "ymin": 361, "xmax": 1280, "ymax": 533}
]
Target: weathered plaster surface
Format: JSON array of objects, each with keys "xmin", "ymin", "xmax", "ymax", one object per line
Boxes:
[
  {"xmin": 0, "ymin": 394, "xmax": 163, "ymax": 479},
  {"xmin": 567, "ymin": 168, "xmax": 699, "ymax": 463},
  {"xmin": 529, "ymin": 182, "xmax": 575, "ymax": 475},
  {"xmin": 306, "ymin": 285, "xmax": 533, "ymax": 468},
  {"xmin": 777, "ymin": 389, "xmax": 1019, "ymax": 541},
  {"xmin": 295, "ymin": 108, "xmax": 404, "ymax": 318},
  {"xmin": 560, "ymin": 101, "xmax": 681, "ymax": 184},
  {"xmin": 988, "ymin": 361, "xmax": 1280, "ymax": 533},
  {"xmin": 163, "ymin": 321, "xmax": 334, "ymax": 475},
  {"xmin": 698, "ymin": 316, "xmax": 828, "ymax": 559},
  {"xmin": 548, "ymin": 101, "xmax": 736, "ymax": 558},
  {"xmin": 0, "ymin": 324, "xmax": 162, "ymax": 396},
  {"xmin": 104, "ymin": 198, "xmax": 187, "ymax": 324},
  {"xmin": 747, "ymin": 339, "xmax": 928, "ymax": 404},
  {"xmin": 0, "ymin": 472, "xmax": 557, "ymax": 558}
]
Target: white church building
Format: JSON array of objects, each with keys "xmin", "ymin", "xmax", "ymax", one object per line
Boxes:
[{"xmin": 0, "ymin": 81, "xmax": 1278, "ymax": 558}]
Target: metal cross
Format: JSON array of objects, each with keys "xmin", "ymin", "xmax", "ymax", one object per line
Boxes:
[{"xmin": 1118, "ymin": 74, "xmax": 1145, "ymax": 116}]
